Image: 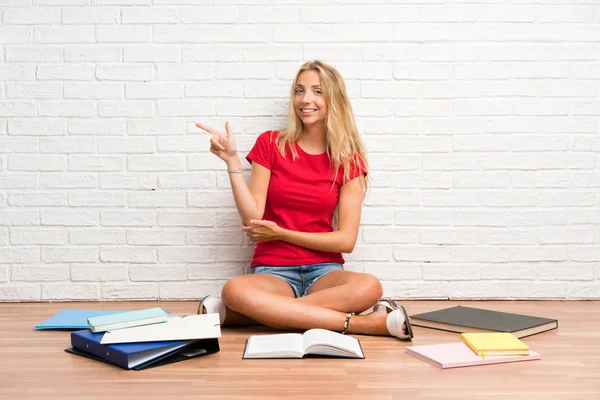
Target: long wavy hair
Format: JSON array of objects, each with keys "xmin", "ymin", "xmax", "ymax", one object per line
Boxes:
[{"xmin": 277, "ymin": 60, "xmax": 368, "ymax": 189}]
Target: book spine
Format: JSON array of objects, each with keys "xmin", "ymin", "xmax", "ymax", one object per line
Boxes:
[
  {"xmin": 91, "ymin": 316, "xmax": 167, "ymax": 333},
  {"xmin": 71, "ymin": 333, "xmax": 129, "ymax": 369},
  {"xmin": 462, "ymin": 340, "xmax": 483, "ymax": 357}
]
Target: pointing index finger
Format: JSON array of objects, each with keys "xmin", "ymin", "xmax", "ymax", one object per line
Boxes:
[
  {"xmin": 225, "ymin": 121, "xmax": 232, "ymax": 138},
  {"xmin": 195, "ymin": 123, "xmax": 220, "ymax": 135}
]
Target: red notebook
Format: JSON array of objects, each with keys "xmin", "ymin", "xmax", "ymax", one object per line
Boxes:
[{"xmin": 406, "ymin": 342, "xmax": 541, "ymax": 369}]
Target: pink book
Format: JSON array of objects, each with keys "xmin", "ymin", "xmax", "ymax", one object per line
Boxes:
[{"xmin": 406, "ymin": 342, "xmax": 541, "ymax": 369}]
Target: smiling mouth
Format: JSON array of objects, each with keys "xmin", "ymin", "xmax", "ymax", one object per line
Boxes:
[{"xmin": 300, "ymin": 108, "xmax": 318, "ymax": 115}]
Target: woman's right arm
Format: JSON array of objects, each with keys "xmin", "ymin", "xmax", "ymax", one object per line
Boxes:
[
  {"xmin": 196, "ymin": 121, "xmax": 270, "ymax": 226},
  {"xmin": 225, "ymin": 155, "xmax": 270, "ymax": 226}
]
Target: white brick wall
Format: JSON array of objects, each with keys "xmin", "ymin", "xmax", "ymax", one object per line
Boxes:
[{"xmin": 0, "ymin": 1, "xmax": 599, "ymax": 302}]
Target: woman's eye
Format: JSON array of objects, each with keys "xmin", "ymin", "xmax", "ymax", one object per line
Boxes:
[
  {"xmin": 295, "ymin": 89, "xmax": 303, "ymax": 94},
  {"xmin": 315, "ymin": 90, "xmax": 322, "ymax": 95}
]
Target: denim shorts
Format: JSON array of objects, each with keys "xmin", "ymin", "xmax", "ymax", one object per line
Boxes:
[{"xmin": 251, "ymin": 262, "xmax": 343, "ymax": 298}]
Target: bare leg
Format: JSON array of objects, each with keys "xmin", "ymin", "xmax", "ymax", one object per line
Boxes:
[
  {"xmin": 302, "ymin": 270, "xmax": 408, "ymax": 335},
  {"xmin": 298, "ymin": 270, "xmax": 383, "ymax": 312},
  {"xmin": 221, "ymin": 274, "xmax": 393, "ymax": 335},
  {"xmin": 216, "ymin": 273, "xmax": 296, "ymax": 326},
  {"xmin": 217, "ymin": 308, "xmax": 256, "ymax": 327},
  {"xmin": 209, "ymin": 270, "xmax": 406, "ymax": 336},
  {"xmin": 219, "ymin": 270, "xmax": 381, "ymax": 325}
]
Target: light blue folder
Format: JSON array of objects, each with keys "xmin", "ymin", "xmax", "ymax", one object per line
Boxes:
[{"xmin": 34, "ymin": 310, "xmax": 125, "ymax": 330}]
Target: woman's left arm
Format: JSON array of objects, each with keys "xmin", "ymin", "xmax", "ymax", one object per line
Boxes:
[{"xmin": 243, "ymin": 175, "xmax": 365, "ymax": 253}]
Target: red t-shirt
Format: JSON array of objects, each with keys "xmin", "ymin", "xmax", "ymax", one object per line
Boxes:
[{"xmin": 246, "ymin": 130, "xmax": 367, "ymax": 268}]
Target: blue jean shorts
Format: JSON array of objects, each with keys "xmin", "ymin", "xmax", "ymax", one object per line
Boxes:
[{"xmin": 251, "ymin": 262, "xmax": 343, "ymax": 298}]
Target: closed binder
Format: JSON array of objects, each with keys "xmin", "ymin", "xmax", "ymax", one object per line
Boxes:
[{"xmin": 65, "ymin": 329, "xmax": 219, "ymax": 370}]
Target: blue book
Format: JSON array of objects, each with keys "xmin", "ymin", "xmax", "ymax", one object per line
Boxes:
[
  {"xmin": 34, "ymin": 310, "xmax": 125, "ymax": 330},
  {"xmin": 65, "ymin": 329, "xmax": 220, "ymax": 370},
  {"xmin": 87, "ymin": 307, "xmax": 168, "ymax": 333}
]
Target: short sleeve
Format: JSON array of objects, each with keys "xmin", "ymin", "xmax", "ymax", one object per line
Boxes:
[
  {"xmin": 340, "ymin": 154, "xmax": 368, "ymax": 185},
  {"xmin": 246, "ymin": 131, "xmax": 275, "ymax": 171},
  {"xmin": 348, "ymin": 154, "xmax": 368, "ymax": 181}
]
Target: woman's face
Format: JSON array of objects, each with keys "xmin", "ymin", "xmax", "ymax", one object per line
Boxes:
[{"xmin": 293, "ymin": 70, "xmax": 328, "ymax": 128}]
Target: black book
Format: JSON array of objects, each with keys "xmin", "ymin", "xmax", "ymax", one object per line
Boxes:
[{"xmin": 409, "ymin": 306, "xmax": 558, "ymax": 338}]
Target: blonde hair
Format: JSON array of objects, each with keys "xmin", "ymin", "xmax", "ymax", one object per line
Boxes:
[{"xmin": 277, "ymin": 60, "xmax": 368, "ymax": 189}]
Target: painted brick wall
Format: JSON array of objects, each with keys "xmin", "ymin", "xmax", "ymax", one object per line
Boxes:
[{"xmin": 1, "ymin": 1, "xmax": 599, "ymax": 301}]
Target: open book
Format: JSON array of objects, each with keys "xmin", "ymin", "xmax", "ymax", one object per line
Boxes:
[{"xmin": 243, "ymin": 329, "xmax": 364, "ymax": 359}]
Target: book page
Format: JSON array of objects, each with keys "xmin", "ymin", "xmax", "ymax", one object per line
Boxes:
[
  {"xmin": 302, "ymin": 329, "xmax": 363, "ymax": 358},
  {"xmin": 244, "ymin": 333, "xmax": 304, "ymax": 358}
]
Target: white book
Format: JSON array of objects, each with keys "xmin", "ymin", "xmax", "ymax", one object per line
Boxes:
[
  {"xmin": 100, "ymin": 313, "xmax": 221, "ymax": 344},
  {"xmin": 243, "ymin": 329, "xmax": 364, "ymax": 359}
]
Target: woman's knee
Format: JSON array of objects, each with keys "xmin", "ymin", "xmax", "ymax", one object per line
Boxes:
[
  {"xmin": 221, "ymin": 276, "xmax": 252, "ymax": 310},
  {"xmin": 355, "ymin": 273, "xmax": 383, "ymax": 305},
  {"xmin": 363, "ymin": 274, "xmax": 383, "ymax": 301}
]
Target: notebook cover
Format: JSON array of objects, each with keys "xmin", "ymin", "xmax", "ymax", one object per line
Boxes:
[
  {"xmin": 34, "ymin": 310, "xmax": 125, "ymax": 330},
  {"xmin": 100, "ymin": 313, "xmax": 221, "ymax": 344},
  {"xmin": 461, "ymin": 332, "xmax": 529, "ymax": 354},
  {"xmin": 406, "ymin": 342, "xmax": 541, "ymax": 369},
  {"xmin": 87, "ymin": 307, "xmax": 168, "ymax": 329},
  {"xmin": 409, "ymin": 306, "xmax": 558, "ymax": 337}
]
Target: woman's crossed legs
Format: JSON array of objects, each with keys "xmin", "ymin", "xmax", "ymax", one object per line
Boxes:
[{"xmin": 203, "ymin": 264, "xmax": 411, "ymax": 338}]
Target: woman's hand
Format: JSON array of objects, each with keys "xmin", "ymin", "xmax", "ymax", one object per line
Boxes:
[
  {"xmin": 242, "ymin": 220, "xmax": 285, "ymax": 243},
  {"xmin": 196, "ymin": 121, "xmax": 237, "ymax": 164}
]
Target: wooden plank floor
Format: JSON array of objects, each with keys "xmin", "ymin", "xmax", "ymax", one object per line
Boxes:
[{"xmin": 0, "ymin": 300, "xmax": 598, "ymax": 400}]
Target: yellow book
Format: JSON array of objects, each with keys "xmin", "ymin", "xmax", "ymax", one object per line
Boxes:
[{"xmin": 460, "ymin": 332, "xmax": 530, "ymax": 358}]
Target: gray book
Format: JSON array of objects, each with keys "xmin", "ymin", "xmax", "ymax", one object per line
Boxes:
[{"xmin": 409, "ymin": 306, "xmax": 558, "ymax": 338}]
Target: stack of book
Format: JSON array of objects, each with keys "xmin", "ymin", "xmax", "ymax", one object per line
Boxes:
[
  {"xmin": 63, "ymin": 308, "xmax": 221, "ymax": 370},
  {"xmin": 405, "ymin": 306, "xmax": 557, "ymax": 369}
]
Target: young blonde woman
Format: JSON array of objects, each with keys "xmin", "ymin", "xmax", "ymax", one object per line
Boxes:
[{"xmin": 195, "ymin": 60, "xmax": 413, "ymax": 340}]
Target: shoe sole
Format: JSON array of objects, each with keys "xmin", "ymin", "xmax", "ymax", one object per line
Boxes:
[{"xmin": 399, "ymin": 305, "xmax": 414, "ymax": 340}]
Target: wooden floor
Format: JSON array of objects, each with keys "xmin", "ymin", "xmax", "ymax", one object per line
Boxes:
[{"xmin": 0, "ymin": 301, "xmax": 598, "ymax": 400}]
